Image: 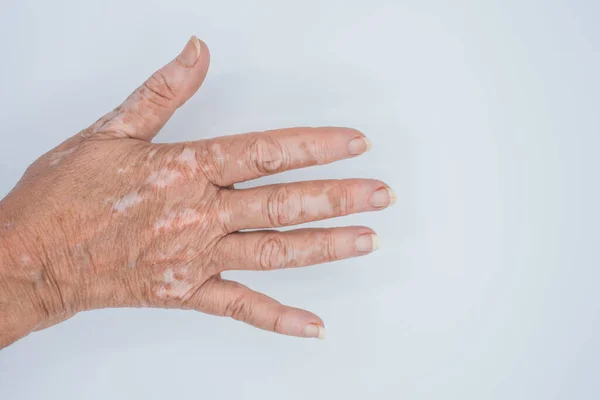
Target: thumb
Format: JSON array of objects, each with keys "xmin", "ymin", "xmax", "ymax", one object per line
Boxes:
[{"xmin": 92, "ymin": 36, "xmax": 210, "ymax": 141}]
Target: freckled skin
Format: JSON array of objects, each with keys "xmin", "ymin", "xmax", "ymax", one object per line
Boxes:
[{"xmin": 0, "ymin": 36, "xmax": 395, "ymax": 349}]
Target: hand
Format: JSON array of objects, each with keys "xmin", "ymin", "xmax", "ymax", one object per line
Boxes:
[{"xmin": 0, "ymin": 36, "xmax": 395, "ymax": 348}]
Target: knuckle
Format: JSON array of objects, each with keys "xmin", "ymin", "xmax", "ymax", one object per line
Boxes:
[
  {"xmin": 329, "ymin": 183, "xmax": 354, "ymax": 215},
  {"xmin": 256, "ymin": 233, "xmax": 289, "ymax": 270},
  {"xmin": 215, "ymin": 194, "xmax": 235, "ymax": 233},
  {"xmin": 266, "ymin": 187, "xmax": 303, "ymax": 226},
  {"xmin": 196, "ymin": 143, "xmax": 225, "ymax": 183},
  {"xmin": 321, "ymin": 232, "xmax": 339, "ymax": 262},
  {"xmin": 310, "ymin": 138, "xmax": 329, "ymax": 164},
  {"xmin": 247, "ymin": 136, "xmax": 288, "ymax": 175},
  {"xmin": 142, "ymin": 71, "xmax": 177, "ymax": 109},
  {"xmin": 272, "ymin": 312, "xmax": 284, "ymax": 334},
  {"xmin": 225, "ymin": 294, "xmax": 250, "ymax": 322}
]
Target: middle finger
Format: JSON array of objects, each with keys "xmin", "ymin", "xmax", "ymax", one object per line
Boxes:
[{"xmin": 219, "ymin": 179, "xmax": 396, "ymax": 232}]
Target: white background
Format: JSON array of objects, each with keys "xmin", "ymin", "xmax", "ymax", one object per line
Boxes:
[{"xmin": 1, "ymin": 1, "xmax": 599, "ymax": 399}]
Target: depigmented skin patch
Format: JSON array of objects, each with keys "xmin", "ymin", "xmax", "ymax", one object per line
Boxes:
[
  {"xmin": 155, "ymin": 280, "xmax": 195, "ymax": 300},
  {"xmin": 262, "ymin": 187, "xmax": 339, "ymax": 226},
  {"xmin": 297, "ymin": 139, "xmax": 320, "ymax": 165},
  {"xmin": 155, "ymin": 265, "xmax": 196, "ymax": 300},
  {"xmin": 176, "ymin": 148, "xmax": 199, "ymax": 170},
  {"xmin": 146, "ymin": 169, "xmax": 183, "ymax": 188},
  {"xmin": 0, "ymin": 222, "xmax": 14, "ymax": 231},
  {"xmin": 112, "ymin": 192, "xmax": 144, "ymax": 213},
  {"xmin": 20, "ymin": 255, "xmax": 32, "ymax": 265},
  {"xmin": 211, "ymin": 143, "xmax": 228, "ymax": 164},
  {"xmin": 303, "ymin": 193, "xmax": 334, "ymax": 218},
  {"xmin": 73, "ymin": 244, "xmax": 92, "ymax": 268},
  {"xmin": 162, "ymin": 268, "xmax": 175, "ymax": 284},
  {"xmin": 49, "ymin": 148, "xmax": 75, "ymax": 167},
  {"xmin": 154, "ymin": 208, "xmax": 202, "ymax": 232}
]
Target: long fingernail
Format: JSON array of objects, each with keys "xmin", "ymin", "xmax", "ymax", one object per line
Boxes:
[
  {"xmin": 348, "ymin": 137, "xmax": 372, "ymax": 155},
  {"xmin": 177, "ymin": 36, "xmax": 201, "ymax": 68},
  {"xmin": 303, "ymin": 324, "xmax": 326, "ymax": 340},
  {"xmin": 370, "ymin": 187, "xmax": 397, "ymax": 208},
  {"xmin": 356, "ymin": 233, "xmax": 380, "ymax": 252}
]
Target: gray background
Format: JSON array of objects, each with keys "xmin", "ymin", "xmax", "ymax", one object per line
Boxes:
[{"xmin": 1, "ymin": 0, "xmax": 599, "ymax": 399}]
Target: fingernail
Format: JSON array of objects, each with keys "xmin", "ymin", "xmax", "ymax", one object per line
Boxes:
[
  {"xmin": 348, "ymin": 137, "xmax": 372, "ymax": 155},
  {"xmin": 177, "ymin": 36, "xmax": 201, "ymax": 68},
  {"xmin": 356, "ymin": 233, "xmax": 380, "ymax": 252},
  {"xmin": 370, "ymin": 187, "xmax": 397, "ymax": 208},
  {"xmin": 303, "ymin": 324, "xmax": 326, "ymax": 340}
]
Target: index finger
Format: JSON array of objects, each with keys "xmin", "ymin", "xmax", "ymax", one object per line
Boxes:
[{"xmin": 195, "ymin": 127, "xmax": 371, "ymax": 186}]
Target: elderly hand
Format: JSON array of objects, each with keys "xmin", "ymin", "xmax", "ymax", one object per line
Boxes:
[{"xmin": 0, "ymin": 36, "xmax": 395, "ymax": 348}]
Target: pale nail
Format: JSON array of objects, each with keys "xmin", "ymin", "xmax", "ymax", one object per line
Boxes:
[
  {"xmin": 303, "ymin": 324, "xmax": 326, "ymax": 340},
  {"xmin": 370, "ymin": 187, "xmax": 396, "ymax": 208},
  {"xmin": 348, "ymin": 137, "xmax": 371, "ymax": 155},
  {"xmin": 356, "ymin": 233, "xmax": 380, "ymax": 252},
  {"xmin": 177, "ymin": 36, "xmax": 201, "ymax": 68}
]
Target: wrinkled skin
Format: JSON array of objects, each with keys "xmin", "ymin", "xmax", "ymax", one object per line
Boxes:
[{"xmin": 0, "ymin": 37, "xmax": 395, "ymax": 349}]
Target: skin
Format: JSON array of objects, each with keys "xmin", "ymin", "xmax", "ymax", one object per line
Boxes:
[{"xmin": 0, "ymin": 36, "xmax": 395, "ymax": 349}]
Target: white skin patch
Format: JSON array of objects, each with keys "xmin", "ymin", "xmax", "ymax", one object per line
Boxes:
[
  {"xmin": 146, "ymin": 169, "xmax": 183, "ymax": 188},
  {"xmin": 244, "ymin": 197, "xmax": 262, "ymax": 213},
  {"xmin": 154, "ymin": 208, "xmax": 202, "ymax": 232},
  {"xmin": 237, "ymin": 160, "xmax": 244, "ymax": 167},
  {"xmin": 146, "ymin": 149, "xmax": 158, "ymax": 166},
  {"xmin": 50, "ymin": 148, "xmax": 75, "ymax": 166},
  {"xmin": 156, "ymin": 280, "xmax": 195, "ymax": 300},
  {"xmin": 211, "ymin": 143, "xmax": 228, "ymax": 164},
  {"xmin": 176, "ymin": 148, "xmax": 198, "ymax": 170},
  {"xmin": 163, "ymin": 268, "xmax": 175, "ymax": 284},
  {"xmin": 92, "ymin": 109, "xmax": 119, "ymax": 134},
  {"xmin": 117, "ymin": 167, "xmax": 131, "ymax": 174},
  {"xmin": 293, "ymin": 246, "xmax": 319, "ymax": 265},
  {"xmin": 30, "ymin": 269, "xmax": 45, "ymax": 283},
  {"xmin": 74, "ymin": 244, "xmax": 92, "ymax": 267},
  {"xmin": 304, "ymin": 193, "xmax": 334, "ymax": 217},
  {"xmin": 20, "ymin": 255, "xmax": 31, "ymax": 265},
  {"xmin": 156, "ymin": 266, "xmax": 194, "ymax": 299},
  {"xmin": 156, "ymin": 243, "xmax": 184, "ymax": 260},
  {"xmin": 219, "ymin": 211, "xmax": 229, "ymax": 222},
  {"xmin": 112, "ymin": 192, "xmax": 144, "ymax": 213}
]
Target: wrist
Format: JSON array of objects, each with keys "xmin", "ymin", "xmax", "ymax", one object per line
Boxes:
[{"xmin": 0, "ymin": 204, "xmax": 70, "ymax": 347}]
